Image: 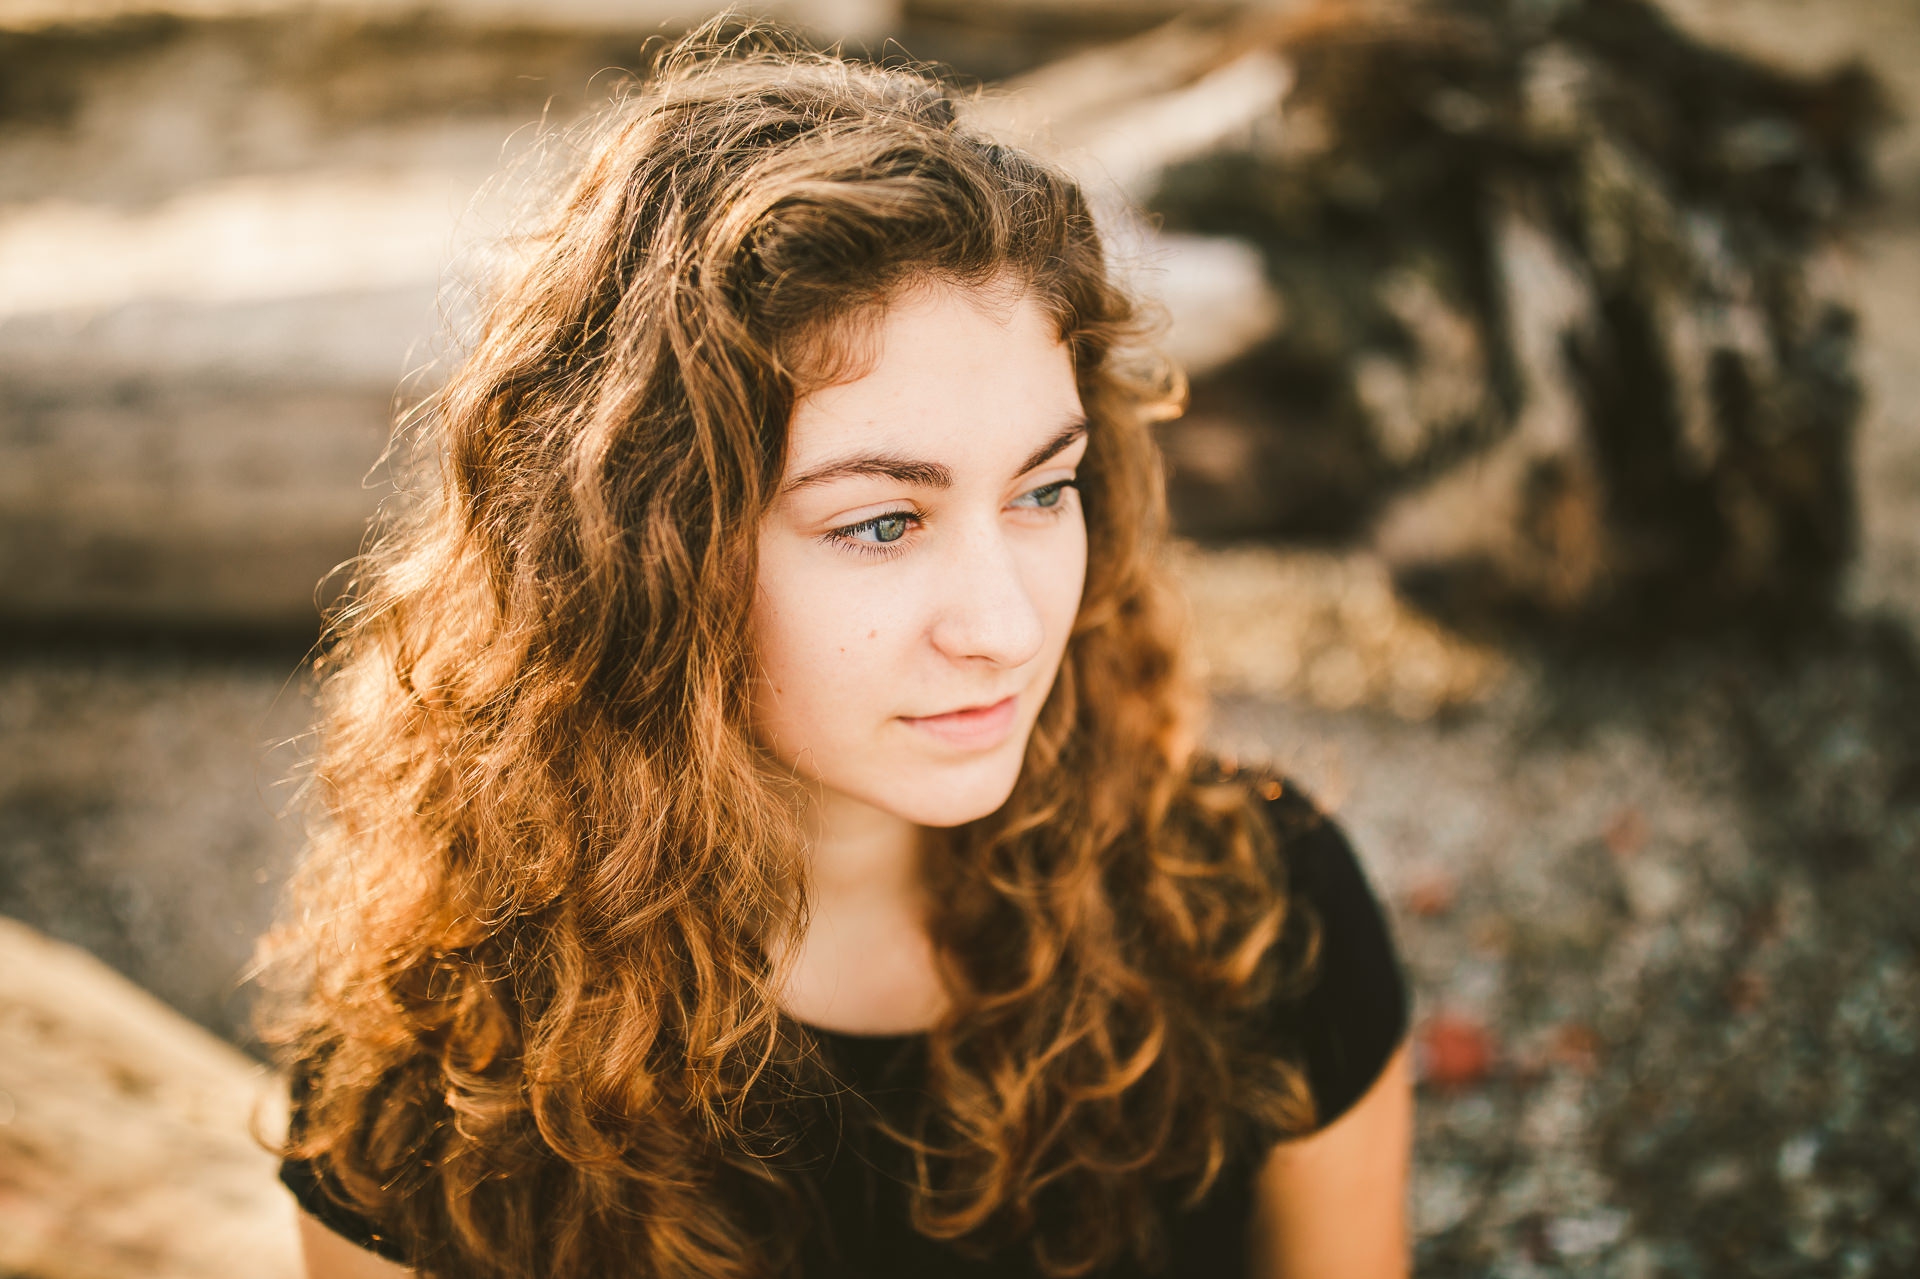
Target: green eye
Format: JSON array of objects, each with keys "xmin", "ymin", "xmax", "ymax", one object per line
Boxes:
[
  {"xmin": 1016, "ymin": 480, "xmax": 1077, "ymax": 511},
  {"xmin": 826, "ymin": 508, "xmax": 920, "ymax": 556}
]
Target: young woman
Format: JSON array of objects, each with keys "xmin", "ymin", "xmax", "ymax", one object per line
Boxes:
[{"xmin": 271, "ymin": 23, "xmax": 1411, "ymax": 1279}]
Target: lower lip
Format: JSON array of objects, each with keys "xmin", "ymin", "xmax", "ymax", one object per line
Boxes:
[{"xmin": 900, "ymin": 695, "xmax": 1019, "ymax": 749}]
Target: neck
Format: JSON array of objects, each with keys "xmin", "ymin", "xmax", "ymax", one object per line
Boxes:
[
  {"xmin": 776, "ymin": 781, "xmax": 949, "ymax": 1035},
  {"xmin": 799, "ymin": 782, "xmax": 923, "ymax": 903}
]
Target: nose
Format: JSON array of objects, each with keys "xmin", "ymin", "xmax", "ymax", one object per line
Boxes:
[{"xmin": 927, "ymin": 522, "xmax": 1046, "ymax": 669}]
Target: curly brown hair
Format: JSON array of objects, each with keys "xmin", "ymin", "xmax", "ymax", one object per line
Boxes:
[{"xmin": 263, "ymin": 19, "xmax": 1315, "ymax": 1279}]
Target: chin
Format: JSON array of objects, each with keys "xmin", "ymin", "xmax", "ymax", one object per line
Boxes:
[{"xmin": 871, "ymin": 749, "xmax": 1026, "ymax": 828}]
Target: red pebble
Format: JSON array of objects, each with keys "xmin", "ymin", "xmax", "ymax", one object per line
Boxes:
[
  {"xmin": 1724, "ymin": 970, "xmax": 1767, "ymax": 1013},
  {"xmin": 1604, "ymin": 807, "xmax": 1647, "ymax": 859},
  {"xmin": 1417, "ymin": 1014, "xmax": 1495, "ymax": 1089},
  {"xmin": 1406, "ymin": 874, "xmax": 1456, "ymax": 918},
  {"xmin": 1550, "ymin": 1022, "xmax": 1601, "ymax": 1075}
]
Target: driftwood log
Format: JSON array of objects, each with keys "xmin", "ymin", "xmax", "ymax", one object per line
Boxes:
[
  {"xmin": 0, "ymin": 916, "xmax": 297, "ymax": 1279},
  {"xmin": 0, "ymin": 2, "xmax": 890, "ymax": 634},
  {"xmin": 1129, "ymin": 0, "xmax": 1883, "ymax": 628}
]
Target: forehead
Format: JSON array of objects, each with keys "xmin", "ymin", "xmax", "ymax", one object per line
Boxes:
[{"xmin": 782, "ymin": 283, "xmax": 1082, "ymax": 472}]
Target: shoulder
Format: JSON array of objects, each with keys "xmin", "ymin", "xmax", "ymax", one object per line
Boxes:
[
  {"xmin": 278, "ymin": 1055, "xmax": 417, "ymax": 1266},
  {"xmin": 1243, "ymin": 773, "xmax": 1410, "ymax": 1133}
]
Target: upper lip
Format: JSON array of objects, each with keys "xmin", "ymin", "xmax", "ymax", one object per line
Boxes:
[{"xmin": 904, "ymin": 694, "xmax": 1018, "ymax": 720}]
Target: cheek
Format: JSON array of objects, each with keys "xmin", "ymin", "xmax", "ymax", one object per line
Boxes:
[
  {"xmin": 1038, "ymin": 516, "xmax": 1090, "ymax": 647},
  {"xmin": 748, "ymin": 543, "xmax": 905, "ymax": 755},
  {"xmin": 749, "ymin": 559, "xmax": 822, "ymax": 739}
]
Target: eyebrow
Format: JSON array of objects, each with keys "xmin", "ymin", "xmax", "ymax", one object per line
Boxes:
[
  {"xmin": 781, "ymin": 415, "xmax": 1088, "ymax": 495},
  {"xmin": 1014, "ymin": 417, "xmax": 1090, "ymax": 479}
]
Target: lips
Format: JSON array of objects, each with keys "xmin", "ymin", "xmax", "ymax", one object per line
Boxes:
[{"xmin": 900, "ymin": 694, "xmax": 1019, "ymax": 749}]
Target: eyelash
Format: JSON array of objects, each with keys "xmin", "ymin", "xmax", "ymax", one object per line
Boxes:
[{"xmin": 823, "ymin": 479, "xmax": 1081, "ymax": 560}]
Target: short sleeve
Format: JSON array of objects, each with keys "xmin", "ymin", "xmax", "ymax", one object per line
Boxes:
[
  {"xmin": 1257, "ymin": 780, "xmax": 1409, "ymax": 1131},
  {"xmin": 278, "ymin": 1061, "xmax": 413, "ymax": 1265}
]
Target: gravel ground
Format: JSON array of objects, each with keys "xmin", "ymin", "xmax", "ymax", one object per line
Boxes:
[
  {"xmin": 1209, "ymin": 613, "xmax": 1920, "ymax": 1277},
  {"xmin": 0, "ymin": 645, "xmax": 309, "ymax": 1044}
]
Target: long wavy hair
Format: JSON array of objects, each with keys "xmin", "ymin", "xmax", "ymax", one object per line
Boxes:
[{"xmin": 264, "ymin": 21, "xmax": 1315, "ymax": 1279}]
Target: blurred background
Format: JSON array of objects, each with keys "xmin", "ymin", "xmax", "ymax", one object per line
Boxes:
[{"xmin": 2, "ymin": 0, "xmax": 1917, "ymax": 1274}]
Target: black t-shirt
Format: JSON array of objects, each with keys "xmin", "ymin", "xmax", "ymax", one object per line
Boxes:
[{"xmin": 281, "ymin": 782, "xmax": 1408, "ymax": 1275}]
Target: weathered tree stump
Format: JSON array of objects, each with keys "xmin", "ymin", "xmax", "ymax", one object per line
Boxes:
[{"xmin": 1145, "ymin": 0, "xmax": 1883, "ymax": 629}]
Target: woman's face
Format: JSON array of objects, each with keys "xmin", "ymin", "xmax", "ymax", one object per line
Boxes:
[{"xmin": 751, "ymin": 282, "xmax": 1089, "ymax": 828}]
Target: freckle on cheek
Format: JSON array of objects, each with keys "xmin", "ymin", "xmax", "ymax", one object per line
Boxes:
[{"xmin": 867, "ymin": 630, "xmax": 877, "ymax": 640}]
